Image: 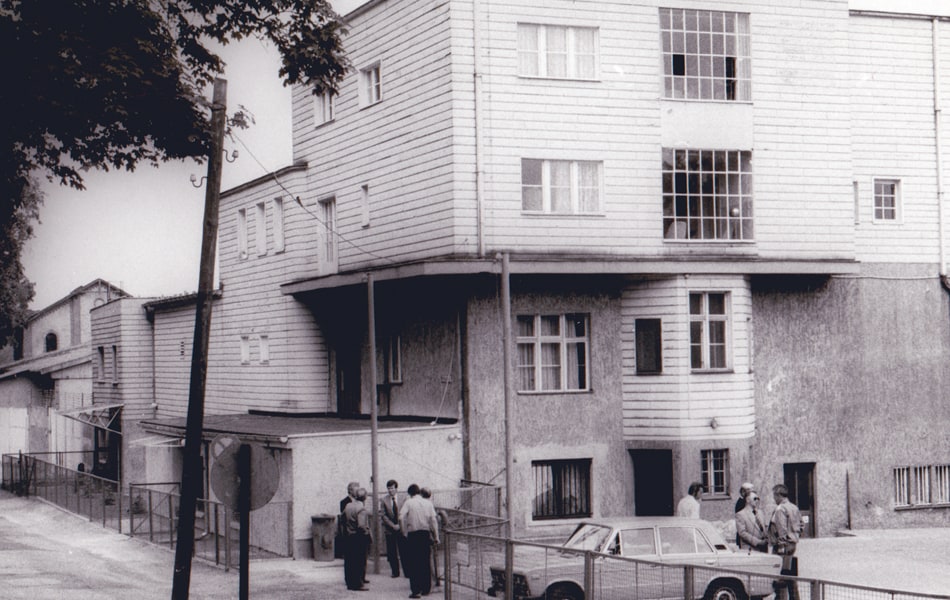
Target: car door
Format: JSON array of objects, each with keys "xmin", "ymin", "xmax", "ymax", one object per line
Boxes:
[
  {"xmin": 657, "ymin": 526, "xmax": 717, "ymax": 599},
  {"xmin": 599, "ymin": 527, "xmax": 663, "ymax": 600}
]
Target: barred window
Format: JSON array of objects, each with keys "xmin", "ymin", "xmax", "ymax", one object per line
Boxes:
[
  {"xmin": 894, "ymin": 464, "xmax": 950, "ymax": 508},
  {"xmin": 701, "ymin": 449, "xmax": 728, "ymax": 495},
  {"xmin": 532, "ymin": 458, "xmax": 592, "ymax": 520}
]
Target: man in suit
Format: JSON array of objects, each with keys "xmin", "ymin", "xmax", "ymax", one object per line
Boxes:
[
  {"xmin": 379, "ymin": 479, "xmax": 406, "ymax": 578},
  {"xmin": 735, "ymin": 492, "xmax": 769, "ymax": 552}
]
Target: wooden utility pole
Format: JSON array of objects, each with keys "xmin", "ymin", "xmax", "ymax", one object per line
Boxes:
[{"xmin": 171, "ymin": 78, "xmax": 227, "ymax": 600}]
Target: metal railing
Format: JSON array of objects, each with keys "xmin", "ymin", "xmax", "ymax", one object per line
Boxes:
[
  {"xmin": 2, "ymin": 453, "xmax": 293, "ymax": 570},
  {"xmin": 2, "ymin": 452, "xmax": 122, "ymax": 530},
  {"xmin": 442, "ymin": 529, "xmax": 950, "ymax": 600}
]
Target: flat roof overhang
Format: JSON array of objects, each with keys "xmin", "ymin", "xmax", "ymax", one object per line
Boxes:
[{"xmin": 280, "ymin": 256, "xmax": 861, "ymax": 295}]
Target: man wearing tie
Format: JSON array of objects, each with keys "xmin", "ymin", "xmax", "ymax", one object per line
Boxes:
[{"xmin": 380, "ymin": 479, "xmax": 405, "ymax": 578}]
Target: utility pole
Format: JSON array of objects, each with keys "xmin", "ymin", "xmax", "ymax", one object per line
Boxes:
[{"xmin": 171, "ymin": 78, "xmax": 227, "ymax": 600}]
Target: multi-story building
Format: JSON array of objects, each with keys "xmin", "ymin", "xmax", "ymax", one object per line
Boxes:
[
  {"xmin": 127, "ymin": 0, "xmax": 950, "ymax": 555},
  {"xmin": 0, "ymin": 279, "xmax": 128, "ymax": 473}
]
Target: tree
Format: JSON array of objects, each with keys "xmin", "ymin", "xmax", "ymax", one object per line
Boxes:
[{"xmin": 0, "ymin": 0, "xmax": 349, "ymax": 345}]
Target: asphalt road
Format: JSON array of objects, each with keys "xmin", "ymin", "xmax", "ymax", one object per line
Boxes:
[{"xmin": 2, "ymin": 490, "xmax": 949, "ymax": 599}]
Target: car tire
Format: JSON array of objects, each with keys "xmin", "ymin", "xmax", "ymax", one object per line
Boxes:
[
  {"xmin": 704, "ymin": 581, "xmax": 748, "ymax": 600},
  {"xmin": 545, "ymin": 583, "xmax": 584, "ymax": 600}
]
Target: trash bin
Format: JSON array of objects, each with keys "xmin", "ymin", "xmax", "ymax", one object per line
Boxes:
[{"xmin": 311, "ymin": 514, "xmax": 337, "ymax": 561}]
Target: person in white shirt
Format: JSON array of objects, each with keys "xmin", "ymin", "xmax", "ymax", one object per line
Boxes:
[
  {"xmin": 399, "ymin": 484, "xmax": 440, "ymax": 598},
  {"xmin": 676, "ymin": 482, "xmax": 704, "ymax": 518}
]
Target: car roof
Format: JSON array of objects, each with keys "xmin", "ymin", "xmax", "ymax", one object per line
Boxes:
[{"xmin": 578, "ymin": 517, "xmax": 718, "ymax": 528}]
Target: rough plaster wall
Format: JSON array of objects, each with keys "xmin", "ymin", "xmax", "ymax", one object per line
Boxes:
[{"xmin": 752, "ymin": 265, "xmax": 950, "ymax": 532}]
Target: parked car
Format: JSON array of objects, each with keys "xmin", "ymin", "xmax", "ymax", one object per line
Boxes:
[{"xmin": 487, "ymin": 517, "xmax": 783, "ymax": 600}]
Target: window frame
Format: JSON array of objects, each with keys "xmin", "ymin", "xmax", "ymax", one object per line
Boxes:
[
  {"xmin": 45, "ymin": 332, "xmax": 58, "ymax": 352},
  {"xmin": 272, "ymin": 197, "xmax": 285, "ymax": 253},
  {"xmin": 111, "ymin": 345, "xmax": 119, "ymax": 384},
  {"xmin": 386, "ymin": 334, "xmax": 402, "ymax": 384},
  {"xmin": 531, "ymin": 458, "xmax": 593, "ymax": 521},
  {"xmin": 237, "ymin": 208, "xmax": 248, "ymax": 259},
  {"xmin": 700, "ymin": 449, "xmax": 729, "ymax": 497},
  {"xmin": 359, "ymin": 62, "xmax": 382, "ymax": 107},
  {"xmin": 895, "ymin": 464, "xmax": 950, "ymax": 508},
  {"xmin": 663, "ymin": 148, "xmax": 753, "ymax": 241},
  {"xmin": 873, "ymin": 177, "xmax": 901, "ymax": 223},
  {"xmin": 635, "ymin": 318, "xmax": 663, "ymax": 375},
  {"xmin": 689, "ymin": 291, "xmax": 731, "ymax": 372},
  {"xmin": 256, "ymin": 202, "xmax": 267, "ymax": 256},
  {"xmin": 517, "ymin": 22, "xmax": 599, "ymax": 81},
  {"xmin": 318, "ymin": 196, "xmax": 338, "ymax": 272},
  {"xmin": 516, "ymin": 313, "xmax": 591, "ymax": 393},
  {"xmin": 314, "ymin": 91, "xmax": 335, "ymax": 126},
  {"xmin": 521, "ymin": 159, "xmax": 604, "ymax": 215},
  {"xmin": 659, "ymin": 7, "xmax": 751, "ymax": 102}
]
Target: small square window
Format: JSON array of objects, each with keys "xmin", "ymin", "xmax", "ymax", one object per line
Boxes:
[
  {"xmin": 701, "ymin": 449, "xmax": 729, "ymax": 495},
  {"xmin": 532, "ymin": 458, "xmax": 592, "ymax": 520},
  {"xmin": 873, "ymin": 178, "xmax": 900, "ymax": 221}
]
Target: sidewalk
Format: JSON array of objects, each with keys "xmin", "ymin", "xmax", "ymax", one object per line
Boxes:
[
  {"xmin": 0, "ymin": 490, "xmax": 439, "ymax": 599},
  {"xmin": 2, "ymin": 489, "xmax": 950, "ymax": 598}
]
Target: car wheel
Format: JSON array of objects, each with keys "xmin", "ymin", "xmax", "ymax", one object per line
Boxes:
[
  {"xmin": 704, "ymin": 581, "xmax": 748, "ymax": 600},
  {"xmin": 545, "ymin": 583, "xmax": 584, "ymax": 600}
]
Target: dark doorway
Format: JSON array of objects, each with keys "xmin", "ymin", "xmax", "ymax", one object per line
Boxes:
[
  {"xmin": 783, "ymin": 462, "xmax": 816, "ymax": 538},
  {"xmin": 336, "ymin": 343, "xmax": 362, "ymax": 416},
  {"xmin": 631, "ymin": 449, "xmax": 674, "ymax": 516}
]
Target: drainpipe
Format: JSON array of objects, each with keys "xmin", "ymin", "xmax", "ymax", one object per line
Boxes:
[
  {"xmin": 501, "ymin": 253, "xmax": 513, "ymax": 538},
  {"xmin": 366, "ymin": 273, "xmax": 381, "ymax": 574},
  {"xmin": 934, "ymin": 19, "xmax": 950, "ymax": 290},
  {"xmin": 473, "ymin": 0, "xmax": 485, "ymax": 257}
]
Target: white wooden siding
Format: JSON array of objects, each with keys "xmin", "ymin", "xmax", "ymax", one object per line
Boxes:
[
  {"xmin": 850, "ymin": 15, "xmax": 943, "ymax": 263},
  {"xmin": 620, "ymin": 275, "xmax": 755, "ymax": 440}
]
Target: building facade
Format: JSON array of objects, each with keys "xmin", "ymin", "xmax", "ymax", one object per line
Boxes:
[{"xmin": 0, "ymin": 279, "xmax": 128, "ymax": 471}]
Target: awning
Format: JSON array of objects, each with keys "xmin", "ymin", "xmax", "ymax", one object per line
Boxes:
[{"xmin": 57, "ymin": 403, "xmax": 124, "ymax": 435}]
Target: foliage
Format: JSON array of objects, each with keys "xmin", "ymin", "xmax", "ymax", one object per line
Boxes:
[{"xmin": 0, "ymin": 0, "xmax": 349, "ymax": 348}]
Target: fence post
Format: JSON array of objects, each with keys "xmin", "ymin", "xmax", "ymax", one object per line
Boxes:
[
  {"xmin": 584, "ymin": 551, "xmax": 594, "ymax": 600},
  {"xmin": 443, "ymin": 530, "xmax": 452, "ymax": 600},
  {"xmin": 504, "ymin": 539, "xmax": 514, "ymax": 600},
  {"xmin": 169, "ymin": 493, "xmax": 176, "ymax": 549},
  {"xmin": 683, "ymin": 565, "xmax": 695, "ymax": 600},
  {"xmin": 810, "ymin": 579, "xmax": 822, "ymax": 600},
  {"xmin": 117, "ymin": 482, "xmax": 123, "ymax": 534},
  {"xmin": 224, "ymin": 504, "xmax": 232, "ymax": 572}
]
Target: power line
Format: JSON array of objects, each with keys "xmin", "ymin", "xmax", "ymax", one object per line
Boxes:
[{"xmin": 230, "ymin": 132, "xmax": 397, "ymax": 265}]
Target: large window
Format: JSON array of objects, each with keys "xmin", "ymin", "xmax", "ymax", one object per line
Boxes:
[
  {"xmin": 659, "ymin": 8, "xmax": 750, "ymax": 101},
  {"xmin": 522, "ymin": 159, "xmax": 602, "ymax": 214},
  {"xmin": 689, "ymin": 292, "xmax": 729, "ymax": 371},
  {"xmin": 518, "ymin": 23, "xmax": 598, "ymax": 80},
  {"xmin": 874, "ymin": 178, "xmax": 900, "ymax": 222},
  {"xmin": 532, "ymin": 458, "xmax": 592, "ymax": 520},
  {"xmin": 895, "ymin": 464, "xmax": 950, "ymax": 507},
  {"xmin": 517, "ymin": 313, "xmax": 590, "ymax": 392},
  {"xmin": 701, "ymin": 449, "xmax": 729, "ymax": 495},
  {"xmin": 663, "ymin": 149, "xmax": 753, "ymax": 241}
]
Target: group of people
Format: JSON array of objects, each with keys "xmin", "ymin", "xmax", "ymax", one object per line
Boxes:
[
  {"xmin": 338, "ymin": 479, "xmax": 442, "ymax": 598},
  {"xmin": 676, "ymin": 480, "xmax": 803, "ymax": 600}
]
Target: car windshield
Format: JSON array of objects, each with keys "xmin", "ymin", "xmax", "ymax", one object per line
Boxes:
[{"xmin": 563, "ymin": 524, "xmax": 612, "ymax": 552}]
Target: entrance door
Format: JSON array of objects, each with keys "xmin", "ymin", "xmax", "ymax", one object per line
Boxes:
[
  {"xmin": 336, "ymin": 343, "xmax": 362, "ymax": 416},
  {"xmin": 783, "ymin": 462, "xmax": 816, "ymax": 538},
  {"xmin": 631, "ymin": 449, "xmax": 674, "ymax": 516}
]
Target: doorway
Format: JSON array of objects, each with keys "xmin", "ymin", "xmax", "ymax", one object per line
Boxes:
[
  {"xmin": 631, "ymin": 449, "xmax": 674, "ymax": 516},
  {"xmin": 783, "ymin": 462, "xmax": 816, "ymax": 537}
]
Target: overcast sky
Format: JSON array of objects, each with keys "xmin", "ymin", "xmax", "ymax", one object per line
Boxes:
[{"xmin": 21, "ymin": 0, "xmax": 950, "ymax": 309}]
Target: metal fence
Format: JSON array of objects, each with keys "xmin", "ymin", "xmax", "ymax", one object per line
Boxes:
[
  {"xmin": 2, "ymin": 451, "xmax": 122, "ymax": 530},
  {"xmin": 441, "ymin": 529, "xmax": 950, "ymax": 600},
  {"xmin": 2, "ymin": 453, "xmax": 293, "ymax": 570},
  {"xmin": 126, "ymin": 482, "xmax": 293, "ymax": 569}
]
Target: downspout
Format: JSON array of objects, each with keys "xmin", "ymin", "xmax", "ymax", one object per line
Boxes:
[
  {"xmin": 500, "ymin": 253, "xmax": 513, "ymax": 538},
  {"xmin": 473, "ymin": 0, "xmax": 485, "ymax": 257},
  {"xmin": 934, "ymin": 19, "xmax": 950, "ymax": 289}
]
